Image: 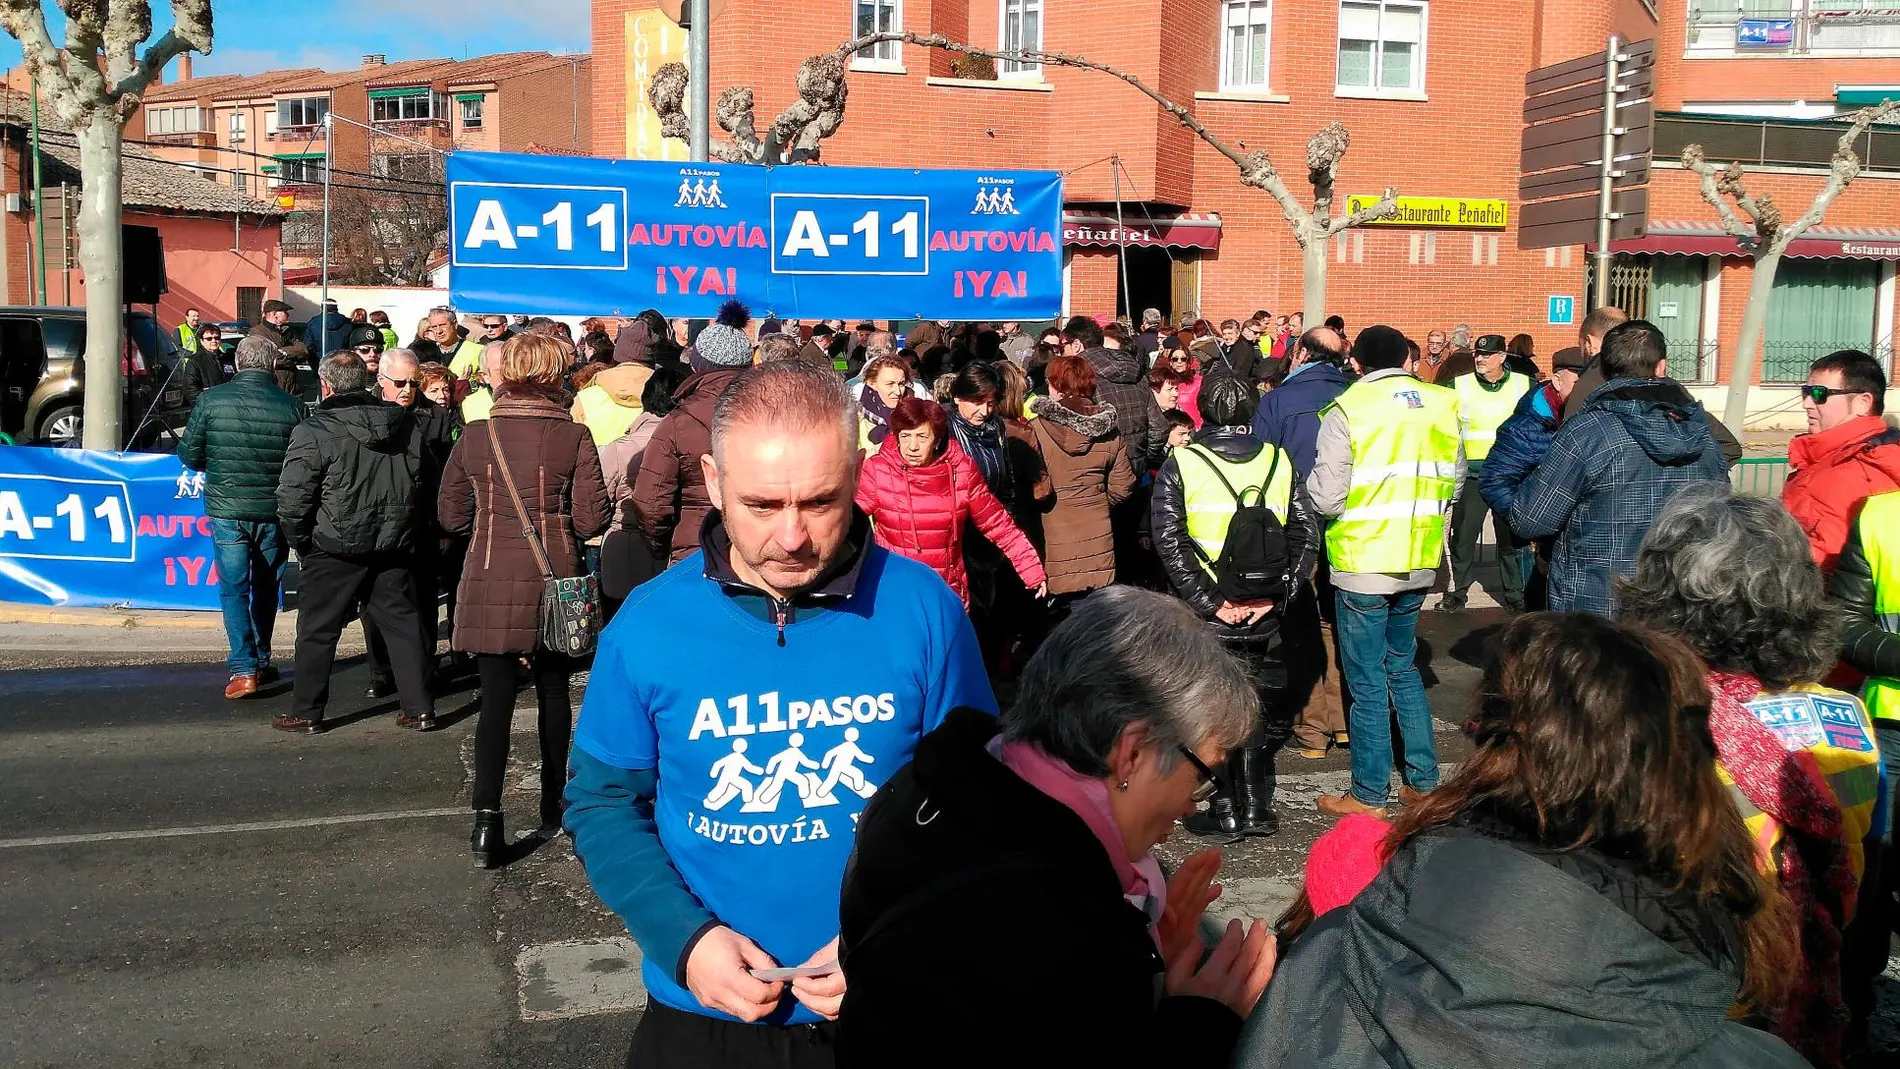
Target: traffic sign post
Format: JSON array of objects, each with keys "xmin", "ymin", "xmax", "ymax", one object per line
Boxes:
[{"xmin": 1517, "ymin": 37, "xmax": 1655, "ymax": 280}]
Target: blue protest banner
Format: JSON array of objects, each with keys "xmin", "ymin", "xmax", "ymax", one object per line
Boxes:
[
  {"xmin": 0, "ymin": 448, "xmax": 220, "ymax": 610},
  {"xmin": 448, "ymin": 152, "xmax": 1063, "ymax": 320}
]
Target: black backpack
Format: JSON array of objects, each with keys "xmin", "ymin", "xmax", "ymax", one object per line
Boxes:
[{"xmin": 1183, "ymin": 446, "xmax": 1289, "ymax": 603}]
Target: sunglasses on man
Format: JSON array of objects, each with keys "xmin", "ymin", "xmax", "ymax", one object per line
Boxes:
[
  {"xmin": 380, "ymin": 374, "xmax": 417, "ymax": 389},
  {"xmin": 354, "ymin": 344, "xmax": 384, "ymax": 357},
  {"xmin": 1803, "ymin": 384, "xmax": 1866, "ymax": 405},
  {"xmin": 482, "ymin": 320, "xmax": 506, "ymax": 330}
]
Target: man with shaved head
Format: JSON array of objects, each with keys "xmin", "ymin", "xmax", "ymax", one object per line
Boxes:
[{"xmin": 566, "ymin": 361, "xmax": 994, "ymax": 1066}]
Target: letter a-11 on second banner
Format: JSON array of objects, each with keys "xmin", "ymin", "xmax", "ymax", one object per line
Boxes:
[{"xmin": 448, "ymin": 151, "xmax": 1064, "ymax": 320}]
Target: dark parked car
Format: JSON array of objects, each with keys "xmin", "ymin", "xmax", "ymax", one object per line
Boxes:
[{"xmin": 0, "ymin": 307, "xmax": 189, "ymax": 449}]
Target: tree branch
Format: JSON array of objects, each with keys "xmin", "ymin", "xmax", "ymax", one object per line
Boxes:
[
  {"xmin": 1679, "ymin": 143, "xmax": 1758, "ymax": 245},
  {"xmin": 1779, "ymin": 98, "xmax": 1900, "ymax": 248},
  {"xmin": 0, "ymin": 0, "xmax": 85, "ymax": 122},
  {"xmin": 122, "ymin": 0, "xmax": 214, "ymax": 100}
]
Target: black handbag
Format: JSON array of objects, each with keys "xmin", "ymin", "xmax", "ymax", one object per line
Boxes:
[{"xmin": 487, "ymin": 421, "xmax": 599, "ymax": 657}]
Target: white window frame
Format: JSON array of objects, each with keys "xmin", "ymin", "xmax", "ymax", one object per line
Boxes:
[
  {"xmin": 851, "ymin": 0, "xmax": 905, "ymax": 71},
  {"xmin": 276, "ymin": 96, "xmax": 329, "ymax": 130},
  {"xmin": 1335, "ymin": 0, "xmax": 1429, "ymax": 100},
  {"xmin": 228, "ymin": 109, "xmax": 246, "ymax": 142},
  {"xmin": 1220, "ymin": 1, "xmax": 1275, "ymax": 93},
  {"xmin": 999, "ymin": 0, "xmax": 1043, "ymax": 78},
  {"xmin": 460, "ymin": 96, "xmax": 485, "ymax": 129},
  {"xmin": 264, "ymin": 109, "xmax": 278, "ymax": 136}
]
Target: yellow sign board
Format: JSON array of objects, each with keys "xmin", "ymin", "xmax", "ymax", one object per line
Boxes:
[
  {"xmin": 625, "ymin": 8, "xmax": 690, "ymax": 162},
  {"xmin": 1344, "ymin": 194, "xmax": 1509, "ymax": 229}
]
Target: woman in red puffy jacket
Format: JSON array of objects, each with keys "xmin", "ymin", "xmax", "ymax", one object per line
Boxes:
[{"xmin": 857, "ymin": 396, "xmax": 1048, "ymax": 607}]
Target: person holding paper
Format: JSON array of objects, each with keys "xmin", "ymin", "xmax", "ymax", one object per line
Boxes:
[
  {"xmin": 566, "ymin": 360, "xmax": 995, "ymax": 1068},
  {"xmin": 835, "ymin": 587, "xmax": 1277, "ymax": 1067}
]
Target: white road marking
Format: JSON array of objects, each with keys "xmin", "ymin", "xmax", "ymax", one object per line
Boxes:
[{"xmin": 0, "ymin": 807, "xmax": 466, "ymax": 849}]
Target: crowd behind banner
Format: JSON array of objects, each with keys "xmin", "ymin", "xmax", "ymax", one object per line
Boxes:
[{"xmin": 168, "ymin": 292, "xmax": 1900, "ymax": 1069}]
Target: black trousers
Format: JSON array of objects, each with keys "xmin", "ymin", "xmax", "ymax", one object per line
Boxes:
[
  {"xmin": 472, "ymin": 651, "xmax": 574, "ymax": 816},
  {"xmin": 293, "ymin": 549, "xmax": 434, "ymax": 721},
  {"xmin": 365, "ymin": 548, "xmax": 442, "ymax": 684},
  {"xmin": 627, "ymin": 1002, "xmax": 836, "ymax": 1069}
]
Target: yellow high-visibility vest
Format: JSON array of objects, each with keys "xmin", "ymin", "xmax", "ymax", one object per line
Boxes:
[
  {"xmin": 461, "ymin": 386, "xmax": 494, "ymax": 424},
  {"xmin": 447, "ymin": 337, "xmax": 485, "ymax": 379},
  {"xmin": 1452, "ymin": 370, "xmax": 1532, "ymax": 462},
  {"xmin": 1179, "ymin": 443, "xmax": 1294, "ymax": 576},
  {"xmin": 575, "ymin": 385, "xmax": 641, "ymax": 445},
  {"xmin": 1860, "ymin": 490, "xmax": 1900, "ymax": 724},
  {"xmin": 1322, "ymin": 374, "xmax": 1462, "ymax": 573}
]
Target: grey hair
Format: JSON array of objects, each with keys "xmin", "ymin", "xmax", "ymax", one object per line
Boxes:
[
  {"xmin": 1618, "ymin": 483, "xmax": 1839, "ymax": 688},
  {"xmin": 318, "ymin": 352, "xmax": 371, "ymax": 395},
  {"xmin": 1004, "ymin": 587, "xmax": 1258, "ymax": 776},
  {"xmin": 756, "ymin": 333, "xmax": 801, "ymax": 363},
  {"xmin": 380, "ymin": 347, "xmax": 419, "ymax": 374},
  {"xmin": 710, "ymin": 360, "xmax": 859, "ymax": 466},
  {"xmin": 233, "ymin": 335, "xmax": 279, "ymax": 372},
  {"xmin": 1140, "ymin": 307, "xmax": 1163, "ymax": 329}
]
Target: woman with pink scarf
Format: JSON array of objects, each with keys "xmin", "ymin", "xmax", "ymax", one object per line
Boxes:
[{"xmin": 835, "ymin": 587, "xmax": 1276, "ymax": 1066}]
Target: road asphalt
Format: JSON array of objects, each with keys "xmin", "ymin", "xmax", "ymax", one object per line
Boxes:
[{"xmin": 1, "ymin": 605, "xmax": 1893, "ymax": 1067}]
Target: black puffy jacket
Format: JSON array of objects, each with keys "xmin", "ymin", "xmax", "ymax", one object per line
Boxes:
[
  {"xmin": 1830, "ymin": 516, "xmax": 1900, "ymax": 680},
  {"xmin": 177, "ymin": 342, "xmax": 230, "ymax": 409},
  {"xmin": 177, "ymin": 369, "xmax": 307, "ymax": 523},
  {"xmin": 1149, "ymin": 426, "xmax": 1317, "ymax": 646},
  {"xmin": 276, "ymin": 392, "xmax": 424, "ymax": 556}
]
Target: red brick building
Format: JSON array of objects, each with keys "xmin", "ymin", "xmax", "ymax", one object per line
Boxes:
[{"xmin": 591, "ymin": 0, "xmax": 1898, "ymax": 414}]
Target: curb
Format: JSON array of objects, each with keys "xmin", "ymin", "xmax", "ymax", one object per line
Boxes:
[{"xmin": 0, "ymin": 603, "xmax": 233, "ymax": 630}]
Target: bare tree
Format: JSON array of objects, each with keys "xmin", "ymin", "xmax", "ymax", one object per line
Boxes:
[
  {"xmin": 1681, "ymin": 97, "xmax": 1898, "ymax": 430},
  {"xmin": 0, "ymin": 0, "xmax": 212, "ymax": 450},
  {"xmin": 649, "ymin": 32, "xmax": 1398, "ymax": 321},
  {"xmin": 324, "ymin": 158, "xmax": 447, "ymax": 287}
]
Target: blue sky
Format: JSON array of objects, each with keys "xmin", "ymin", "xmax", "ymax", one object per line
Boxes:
[{"xmin": 0, "ymin": 0, "xmax": 590, "ymax": 78}]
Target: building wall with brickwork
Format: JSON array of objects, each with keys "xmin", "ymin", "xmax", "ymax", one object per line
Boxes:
[{"xmin": 583, "ymin": 0, "xmax": 1899, "ymax": 395}]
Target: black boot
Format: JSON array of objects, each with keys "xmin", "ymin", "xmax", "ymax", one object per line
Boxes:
[
  {"xmin": 1182, "ymin": 751, "xmax": 1246, "ymax": 840},
  {"xmin": 471, "ymin": 809, "xmax": 504, "ymax": 869},
  {"xmin": 537, "ymin": 794, "xmax": 565, "ymax": 840},
  {"xmin": 1235, "ymin": 746, "xmax": 1279, "ymax": 838}
]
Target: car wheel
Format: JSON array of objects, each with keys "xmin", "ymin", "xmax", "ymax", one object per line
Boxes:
[{"xmin": 37, "ymin": 404, "xmax": 81, "ymax": 448}]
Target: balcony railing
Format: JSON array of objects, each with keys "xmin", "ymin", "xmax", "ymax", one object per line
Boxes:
[
  {"xmin": 1655, "ymin": 112, "xmax": 1900, "ymax": 174},
  {"xmin": 1761, "ymin": 336, "xmax": 1895, "ymax": 383},
  {"xmin": 1687, "ymin": 4, "xmax": 1900, "ymax": 54}
]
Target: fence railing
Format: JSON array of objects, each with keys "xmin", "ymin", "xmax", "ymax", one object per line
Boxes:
[
  {"xmin": 1655, "ymin": 112, "xmax": 1900, "ymax": 174},
  {"xmin": 1732, "ymin": 457, "xmax": 1791, "ymax": 498},
  {"xmin": 1761, "ymin": 336, "xmax": 1895, "ymax": 383}
]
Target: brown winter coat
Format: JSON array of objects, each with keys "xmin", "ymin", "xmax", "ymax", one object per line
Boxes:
[
  {"xmin": 1028, "ymin": 396, "xmax": 1136, "ymax": 595},
  {"xmin": 438, "ymin": 391, "xmax": 609, "ymax": 655},
  {"xmin": 630, "ymin": 367, "xmax": 742, "ymax": 564}
]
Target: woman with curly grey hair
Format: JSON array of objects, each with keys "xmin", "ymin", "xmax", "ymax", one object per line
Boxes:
[{"xmin": 1620, "ymin": 483, "xmax": 1884, "ymax": 1065}]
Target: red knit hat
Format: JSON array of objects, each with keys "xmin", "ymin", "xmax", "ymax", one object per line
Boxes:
[{"xmin": 1305, "ymin": 813, "xmax": 1391, "ymax": 915}]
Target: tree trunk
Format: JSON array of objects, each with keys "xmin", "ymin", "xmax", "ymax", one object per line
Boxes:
[
  {"xmin": 76, "ymin": 113, "xmax": 125, "ymax": 451},
  {"xmin": 1302, "ymin": 238, "xmax": 1329, "ymax": 324},
  {"xmin": 1722, "ymin": 246, "xmax": 1782, "ymax": 432}
]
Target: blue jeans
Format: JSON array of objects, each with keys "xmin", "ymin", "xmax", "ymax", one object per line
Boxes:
[
  {"xmin": 1335, "ymin": 588, "xmax": 1439, "ymax": 806},
  {"xmin": 211, "ymin": 518, "xmax": 287, "ymax": 677}
]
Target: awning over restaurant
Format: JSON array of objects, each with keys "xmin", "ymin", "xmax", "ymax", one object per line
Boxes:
[
  {"xmin": 1062, "ymin": 211, "xmax": 1222, "ymax": 251},
  {"xmin": 1591, "ymin": 220, "xmax": 1900, "ymax": 260},
  {"xmin": 1836, "ymin": 85, "xmax": 1899, "ymax": 107}
]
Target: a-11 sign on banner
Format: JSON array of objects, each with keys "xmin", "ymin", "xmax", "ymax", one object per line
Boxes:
[{"xmin": 448, "ymin": 152, "xmax": 1064, "ymax": 320}]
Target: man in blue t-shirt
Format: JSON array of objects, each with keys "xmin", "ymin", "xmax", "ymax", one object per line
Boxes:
[{"xmin": 567, "ymin": 360, "xmax": 995, "ymax": 1067}]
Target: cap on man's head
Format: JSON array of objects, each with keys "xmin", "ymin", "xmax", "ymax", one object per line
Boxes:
[
  {"xmin": 344, "ymin": 324, "xmax": 385, "ymax": 350},
  {"xmin": 855, "ymin": 321, "xmax": 876, "ymax": 332},
  {"xmin": 1474, "ymin": 334, "xmax": 1508, "ymax": 355},
  {"xmin": 1350, "ymin": 324, "xmax": 1410, "ymax": 371},
  {"xmin": 262, "ymin": 299, "xmax": 293, "ymax": 315},
  {"xmin": 1551, "ymin": 345, "xmax": 1588, "ymax": 372}
]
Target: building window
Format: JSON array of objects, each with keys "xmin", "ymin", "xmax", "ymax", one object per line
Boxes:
[
  {"xmin": 1337, "ymin": 0, "xmax": 1427, "ymax": 96},
  {"xmin": 276, "ymin": 156, "xmax": 326, "ymax": 185},
  {"xmin": 853, "ymin": 0, "xmax": 902, "ymax": 67},
  {"xmin": 237, "ymin": 288, "xmax": 265, "ymax": 325},
  {"xmin": 1762, "ymin": 259, "xmax": 1880, "ymax": 382},
  {"xmin": 1688, "ymin": 1, "xmax": 1900, "ymax": 53},
  {"xmin": 460, "ymin": 96, "xmax": 484, "ymax": 129},
  {"xmin": 1000, "ymin": 0, "xmax": 1042, "ymax": 75},
  {"xmin": 276, "ymin": 96, "xmax": 329, "ymax": 130},
  {"xmin": 1221, "ymin": 1, "xmax": 1274, "ymax": 91},
  {"xmin": 148, "ymin": 106, "xmax": 201, "ymax": 134},
  {"xmin": 264, "ymin": 110, "xmax": 278, "ymax": 136},
  {"xmin": 228, "ymin": 110, "xmax": 246, "ymax": 143},
  {"xmin": 373, "ymin": 154, "xmax": 435, "ymax": 181},
  {"xmin": 372, "ymin": 90, "xmax": 446, "ymax": 122}
]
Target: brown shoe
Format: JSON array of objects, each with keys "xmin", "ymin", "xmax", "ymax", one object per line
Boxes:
[
  {"xmin": 224, "ymin": 674, "xmax": 258, "ymax": 700},
  {"xmin": 1292, "ymin": 745, "xmax": 1331, "ymax": 760},
  {"xmin": 1333, "ymin": 731, "xmax": 1351, "ymax": 747},
  {"xmin": 1398, "ymin": 785, "xmax": 1434, "ymax": 807},
  {"xmin": 1315, "ymin": 792, "xmax": 1387, "ymax": 819},
  {"xmin": 272, "ymin": 713, "xmax": 326, "ymax": 735}
]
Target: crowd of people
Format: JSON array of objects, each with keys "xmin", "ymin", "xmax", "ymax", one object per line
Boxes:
[{"xmin": 169, "ymin": 293, "xmax": 1900, "ymax": 1067}]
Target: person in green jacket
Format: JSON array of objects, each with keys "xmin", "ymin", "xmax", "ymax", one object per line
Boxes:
[{"xmin": 177, "ymin": 335, "xmax": 308, "ymax": 701}]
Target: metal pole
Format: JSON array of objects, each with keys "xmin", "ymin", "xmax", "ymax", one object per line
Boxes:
[
  {"xmin": 1591, "ymin": 34, "xmax": 1621, "ymax": 310},
  {"xmin": 321, "ymin": 111, "xmax": 333, "ymax": 356},
  {"xmin": 688, "ymin": 0, "xmax": 711, "ymax": 162},
  {"xmin": 1112, "ymin": 157, "xmax": 1130, "ymax": 321},
  {"xmin": 59, "ymin": 183, "xmax": 69, "ymax": 304},
  {"xmin": 30, "ymin": 74, "xmax": 46, "ymax": 305}
]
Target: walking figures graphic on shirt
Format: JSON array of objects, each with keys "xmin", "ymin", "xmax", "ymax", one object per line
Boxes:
[{"xmin": 704, "ymin": 728, "xmax": 878, "ymax": 813}]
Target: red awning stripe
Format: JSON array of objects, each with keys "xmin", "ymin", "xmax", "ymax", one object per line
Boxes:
[
  {"xmin": 1062, "ymin": 211, "xmax": 1222, "ymax": 251},
  {"xmin": 1591, "ymin": 220, "xmax": 1900, "ymax": 260}
]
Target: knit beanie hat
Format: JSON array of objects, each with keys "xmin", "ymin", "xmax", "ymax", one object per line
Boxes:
[
  {"xmin": 691, "ymin": 300, "xmax": 754, "ymax": 371},
  {"xmin": 1304, "ymin": 812, "xmax": 1390, "ymax": 915}
]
